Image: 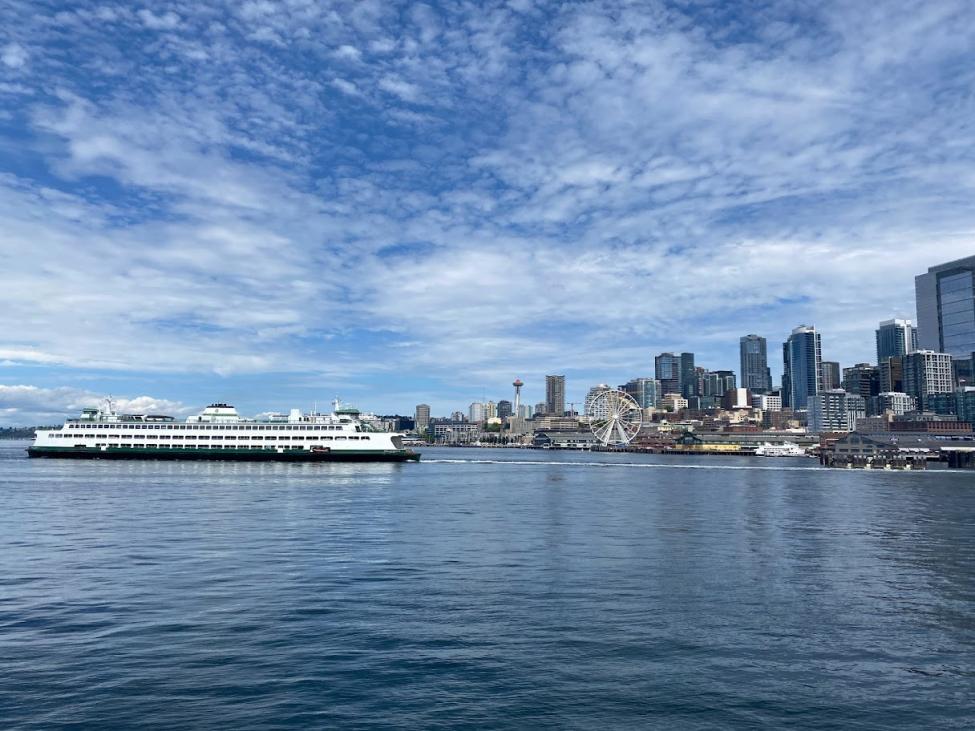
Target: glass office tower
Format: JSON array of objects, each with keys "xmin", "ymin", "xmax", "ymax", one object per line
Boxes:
[{"xmin": 916, "ymin": 257, "xmax": 975, "ymax": 355}]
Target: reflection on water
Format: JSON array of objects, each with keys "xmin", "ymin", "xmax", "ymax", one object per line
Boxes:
[{"xmin": 1, "ymin": 442, "xmax": 973, "ymax": 729}]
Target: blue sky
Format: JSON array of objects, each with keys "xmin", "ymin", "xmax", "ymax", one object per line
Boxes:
[{"xmin": 1, "ymin": 0, "xmax": 974, "ymax": 423}]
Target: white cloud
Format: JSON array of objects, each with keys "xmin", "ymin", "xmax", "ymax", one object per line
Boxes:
[
  {"xmin": 378, "ymin": 76, "xmax": 421, "ymax": 102},
  {"xmin": 0, "ymin": 0, "xmax": 974, "ymax": 414},
  {"xmin": 1, "ymin": 42, "xmax": 28, "ymax": 68},
  {"xmin": 137, "ymin": 9, "xmax": 181, "ymax": 30},
  {"xmin": 0, "ymin": 385, "xmax": 189, "ymax": 425}
]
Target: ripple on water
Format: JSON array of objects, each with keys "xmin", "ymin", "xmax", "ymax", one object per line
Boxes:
[{"xmin": 0, "ymin": 443, "xmax": 973, "ymax": 729}]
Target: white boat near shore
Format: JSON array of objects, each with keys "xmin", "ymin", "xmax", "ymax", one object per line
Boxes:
[{"xmin": 753, "ymin": 442, "xmax": 809, "ymax": 457}]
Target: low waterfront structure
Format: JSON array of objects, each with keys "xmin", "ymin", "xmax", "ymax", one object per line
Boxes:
[{"xmin": 532, "ymin": 431, "xmax": 598, "ymax": 449}]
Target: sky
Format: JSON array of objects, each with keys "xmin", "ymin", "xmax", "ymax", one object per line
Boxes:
[{"xmin": 1, "ymin": 0, "xmax": 974, "ymax": 424}]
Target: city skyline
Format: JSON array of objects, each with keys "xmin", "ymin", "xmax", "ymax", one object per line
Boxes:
[{"xmin": 1, "ymin": 1, "xmax": 975, "ymax": 423}]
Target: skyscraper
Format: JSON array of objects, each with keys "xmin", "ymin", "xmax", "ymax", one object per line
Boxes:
[
  {"xmin": 916, "ymin": 255, "xmax": 975, "ymax": 361},
  {"xmin": 654, "ymin": 353, "xmax": 681, "ymax": 395},
  {"xmin": 876, "ymin": 319, "xmax": 917, "ymax": 363},
  {"xmin": 414, "ymin": 404, "xmax": 431, "ymax": 434},
  {"xmin": 821, "ymin": 361, "xmax": 841, "ymax": 391},
  {"xmin": 680, "ymin": 352, "xmax": 697, "ymax": 398},
  {"xmin": 545, "ymin": 375, "xmax": 566, "ymax": 416},
  {"xmin": 739, "ymin": 335, "xmax": 772, "ymax": 393},
  {"xmin": 783, "ymin": 325, "xmax": 822, "ymax": 410}
]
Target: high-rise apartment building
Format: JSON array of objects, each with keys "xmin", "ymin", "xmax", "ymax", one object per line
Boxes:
[
  {"xmin": 808, "ymin": 390, "xmax": 863, "ymax": 433},
  {"xmin": 468, "ymin": 402, "xmax": 486, "ymax": 423},
  {"xmin": 584, "ymin": 384, "xmax": 611, "ymax": 417},
  {"xmin": 916, "ymin": 255, "xmax": 975, "ymax": 362},
  {"xmin": 783, "ymin": 325, "xmax": 823, "ymax": 410},
  {"xmin": 903, "ymin": 350, "xmax": 954, "ymax": 410},
  {"xmin": 414, "ymin": 404, "xmax": 431, "ymax": 434},
  {"xmin": 739, "ymin": 335, "xmax": 772, "ymax": 393},
  {"xmin": 654, "ymin": 353, "xmax": 682, "ymax": 396},
  {"xmin": 870, "ymin": 392, "xmax": 916, "ymax": 416},
  {"xmin": 876, "ymin": 319, "xmax": 917, "ymax": 363},
  {"xmin": 545, "ymin": 375, "xmax": 566, "ymax": 416}
]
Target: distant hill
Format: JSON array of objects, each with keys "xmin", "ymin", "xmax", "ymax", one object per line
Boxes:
[{"xmin": 0, "ymin": 427, "xmax": 53, "ymax": 440}]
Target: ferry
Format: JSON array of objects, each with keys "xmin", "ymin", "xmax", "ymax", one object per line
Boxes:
[
  {"xmin": 27, "ymin": 401, "xmax": 420, "ymax": 462},
  {"xmin": 753, "ymin": 442, "xmax": 808, "ymax": 458}
]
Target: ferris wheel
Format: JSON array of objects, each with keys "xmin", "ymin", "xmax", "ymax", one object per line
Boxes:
[{"xmin": 589, "ymin": 389, "xmax": 643, "ymax": 447}]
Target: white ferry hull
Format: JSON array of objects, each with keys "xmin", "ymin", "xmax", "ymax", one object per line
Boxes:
[{"xmin": 28, "ymin": 445, "xmax": 420, "ymax": 462}]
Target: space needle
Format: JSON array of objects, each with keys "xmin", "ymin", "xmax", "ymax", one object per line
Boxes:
[{"xmin": 512, "ymin": 379, "xmax": 524, "ymax": 416}]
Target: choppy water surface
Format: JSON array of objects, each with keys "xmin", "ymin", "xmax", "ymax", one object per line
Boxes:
[{"xmin": 1, "ymin": 442, "xmax": 974, "ymax": 729}]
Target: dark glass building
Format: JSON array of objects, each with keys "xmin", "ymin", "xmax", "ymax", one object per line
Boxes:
[
  {"xmin": 680, "ymin": 352, "xmax": 697, "ymax": 398},
  {"xmin": 821, "ymin": 361, "xmax": 841, "ymax": 391},
  {"xmin": 739, "ymin": 335, "xmax": 772, "ymax": 393},
  {"xmin": 654, "ymin": 353, "xmax": 682, "ymax": 395},
  {"xmin": 783, "ymin": 325, "xmax": 822, "ymax": 410}
]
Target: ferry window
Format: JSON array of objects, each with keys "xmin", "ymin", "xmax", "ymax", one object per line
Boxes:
[
  {"xmin": 335, "ymin": 436, "xmax": 346, "ymax": 440},
  {"xmin": 323, "ymin": 436, "xmax": 333, "ymax": 441},
  {"xmin": 361, "ymin": 436, "xmax": 370, "ymax": 440}
]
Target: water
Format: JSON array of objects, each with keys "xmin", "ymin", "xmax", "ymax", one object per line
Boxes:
[{"xmin": 1, "ymin": 441, "xmax": 973, "ymax": 729}]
